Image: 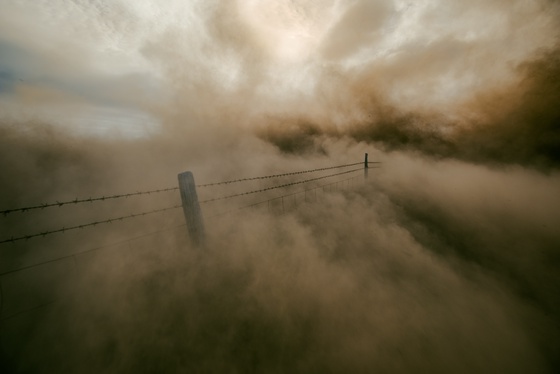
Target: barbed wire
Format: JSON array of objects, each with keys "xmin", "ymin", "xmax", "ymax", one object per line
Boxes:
[
  {"xmin": 0, "ymin": 224, "xmax": 187, "ymax": 277},
  {"xmin": 0, "ymin": 161, "xmax": 379, "ymax": 215},
  {"xmin": 206, "ymin": 174, "xmax": 364, "ymax": 219},
  {"xmin": 201, "ymin": 167, "xmax": 363, "ymax": 204},
  {"xmin": 0, "ymin": 187, "xmax": 179, "ymax": 216},
  {"xmin": 196, "ymin": 162, "xmax": 370, "ymax": 187},
  {"xmin": 0, "ymin": 223, "xmax": 188, "ymax": 321},
  {"xmin": 0, "ymin": 204, "xmax": 183, "ymax": 245},
  {"xmin": 0, "ymin": 300, "xmax": 57, "ymax": 322},
  {"xmin": 0, "ymin": 165, "xmax": 376, "ymax": 244},
  {"xmin": 0, "ymin": 160, "xmax": 378, "ymax": 322}
]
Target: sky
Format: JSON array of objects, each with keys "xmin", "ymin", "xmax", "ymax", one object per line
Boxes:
[
  {"xmin": 0, "ymin": 0, "xmax": 559, "ymax": 373},
  {"xmin": 1, "ymin": 0, "xmax": 558, "ymax": 147}
]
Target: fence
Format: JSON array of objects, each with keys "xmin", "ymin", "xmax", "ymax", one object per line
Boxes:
[{"xmin": 0, "ymin": 154, "xmax": 379, "ymax": 321}]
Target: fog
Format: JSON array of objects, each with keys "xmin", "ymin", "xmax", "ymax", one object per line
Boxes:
[{"xmin": 1, "ymin": 1, "xmax": 559, "ymax": 373}]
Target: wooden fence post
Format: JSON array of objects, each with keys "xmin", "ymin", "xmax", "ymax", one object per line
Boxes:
[
  {"xmin": 178, "ymin": 171, "xmax": 205, "ymax": 248},
  {"xmin": 364, "ymin": 153, "xmax": 369, "ymax": 180}
]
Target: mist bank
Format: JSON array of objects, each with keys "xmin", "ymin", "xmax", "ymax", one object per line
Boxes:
[{"xmin": 1, "ymin": 124, "xmax": 559, "ymax": 373}]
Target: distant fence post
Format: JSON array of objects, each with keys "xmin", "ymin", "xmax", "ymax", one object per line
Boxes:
[
  {"xmin": 178, "ymin": 171, "xmax": 205, "ymax": 248},
  {"xmin": 364, "ymin": 153, "xmax": 369, "ymax": 180}
]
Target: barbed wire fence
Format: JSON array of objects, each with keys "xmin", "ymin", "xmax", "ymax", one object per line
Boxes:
[
  {"xmin": 0, "ymin": 155, "xmax": 379, "ymax": 321},
  {"xmin": 0, "ymin": 162, "xmax": 365, "ymax": 217}
]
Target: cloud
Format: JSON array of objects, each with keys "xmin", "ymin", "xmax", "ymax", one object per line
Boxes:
[
  {"xmin": 1, "ymin": 126, "xmax": 559, "ymax": 372},
  {"xmin": 319, "ymin": 0, "xmax": 394, "ymax": 60}
]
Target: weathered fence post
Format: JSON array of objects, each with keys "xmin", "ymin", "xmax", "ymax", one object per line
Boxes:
[
  {"xmin": 364, "ymin": 153, "xmax": 369, "ymax": 180},
  {"xmin": 178, "ymin": 171, "xmax": 205, "ymax": 248}
]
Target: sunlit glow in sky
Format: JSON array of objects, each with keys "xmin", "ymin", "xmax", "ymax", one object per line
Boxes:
[{"xmin": 239, "ymin": 0, "xmax": 338, "ymax": 63}]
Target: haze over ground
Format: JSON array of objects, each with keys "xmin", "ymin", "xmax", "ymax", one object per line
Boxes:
[{"xmin": 0, "ymin": 1, "xmax": 559, "ymax": 372}]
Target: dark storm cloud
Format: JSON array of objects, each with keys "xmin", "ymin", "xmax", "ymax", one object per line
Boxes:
[
  {"xmin": 348, "ymin": 48, "xmax": 560, "ymax": 168},
  {"xmin": 261, "ymin": 43, "xmax": 560, "ymax": 168}
]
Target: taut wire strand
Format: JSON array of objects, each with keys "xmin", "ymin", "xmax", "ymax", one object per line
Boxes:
[
  {"xmin": 201, "ymin": 167, "xmax": 363, "ymax": 203},
  {"xmin": 0, "ymin": 204, "xmax": 183, "ymax": 244}
]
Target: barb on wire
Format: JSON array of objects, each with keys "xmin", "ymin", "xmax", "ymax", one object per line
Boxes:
[
  {"xmin": 0, "ymin": 187, "xmax": 179, "ymax": 216},
  {"xmin": 206, "ymin": 174, "xmax": 364, "ymax": 219},
  {"xmin": 1, "ymin": 160, "xmax": 381, "ymax": 215},
  {"xmin": 201, "ymin": 167, "xmax": 363, "ymax": 204},
  {"xmin": 0, "ymin": 204, "xmax": 183, "ymax": 245},
  {"xmin": 196, "ymin": 162, "xmax": 369, "ymax": 187}
]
